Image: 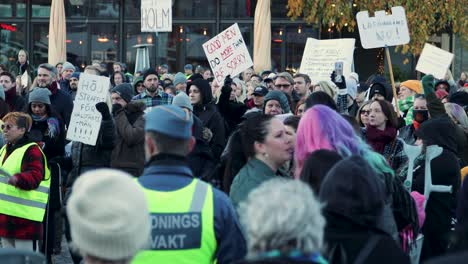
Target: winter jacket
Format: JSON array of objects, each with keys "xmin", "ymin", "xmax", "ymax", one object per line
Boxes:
[
  {"xmin": 29, "ymin": 115, "xmax": 65, "ymax": 161},
  {"xmin": 319, "ymin": 156, "xmax": 410, "ymax": 264},
  {"xmin": 454, "ymin": 125, "xmax": 468, "ymax": 166},
  {"xmin": 398, "ymin": 123, "xmax": 417, "ymax": 145},
  {"xmin": 191, "ymin": 79, "xmax": 226, "ymax": 159},
  {"xmin": 230, "ymin": 158, "xmax": 289, "ymax": 209},
  {"xmin": 66, "ymin": 117, "xmax": 115, "ymax": 190},
  {"xmin": 9, "ymin": 61, "xmax": 35, "ymax": 81},
  {"xmin": 110, "ymin": 102, "xmax": 146, "ymax": 177},
  {"xmin": 0, "ymin": 136, "xmax": 45, "ymax": 240},
  {"xmin": 411, "ymin": 117, "xmax": 461, "ymax": 261},
  {"xmin": 5, "ymin": 87, "xmax": 26, "ymax": 112}
]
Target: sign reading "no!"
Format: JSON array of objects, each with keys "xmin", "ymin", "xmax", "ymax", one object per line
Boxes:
[{"xmin": 356, "ymin": 6, "xmax": 410, "ymax": 49}]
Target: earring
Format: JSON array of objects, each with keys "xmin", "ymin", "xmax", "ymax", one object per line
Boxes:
[{"xmin": 263, "ymin": 152, "xmax": 269, "ymax": 158}]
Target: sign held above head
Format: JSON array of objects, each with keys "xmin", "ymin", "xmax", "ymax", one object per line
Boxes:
[
  {"xmin": 356, "ymin": 6, "xmax": 410, "ymax": 49},
  {"xmin": 141, "ymin": 0, "xmax": 172, "ymax": 32},
  {"xmin": 416, "ymin": 43, "xmax": 454, "ymax": 80}
]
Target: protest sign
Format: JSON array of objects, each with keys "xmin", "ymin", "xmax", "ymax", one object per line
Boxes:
[
  {"xmin": 141, "ymin": 0, "xmax": 172, "ymax": 32},
  {"xmin": 356, "ymin": 6, "xmax": 410, "ymax": 49},
  {"xmin": 299, "ymin": 38, "xmax": 355, "ymax": 84},
  {"xmin": 416, "ymin": 43, "xmax": 454, "ymax": 80},
  {"xmin": 203, "ymin": 23, "xmax": 253, "ymax": 84},
  {"xmin": 66, "ymin": 73, "xmax": 109, "ymax": 146}
]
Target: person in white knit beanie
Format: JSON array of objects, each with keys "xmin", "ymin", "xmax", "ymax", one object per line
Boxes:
[{"xmin": 66, "ymin": 169, "xmax": 151, "ymax": 264}]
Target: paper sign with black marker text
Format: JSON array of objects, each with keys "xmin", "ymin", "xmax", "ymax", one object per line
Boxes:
[
  {"xmin": 416, "ymin": 43, "xmax": 454, "ymax": 80},
  {"xmin": 141, "ymin": 0, "xmax": 172, "ymax": 32}
]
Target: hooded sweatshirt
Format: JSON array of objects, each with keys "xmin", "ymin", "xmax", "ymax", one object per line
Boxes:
[
  {"xmin": 320, "ymin": 156, "xmax": 409, "ymax": 264},
  {"xmin": 412, "ymin": 117, "xmax": 461, "ymax": 260}
]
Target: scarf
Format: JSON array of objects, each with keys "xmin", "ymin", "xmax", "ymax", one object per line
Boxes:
[
  {"xmin": 5, "ymin": 87, "xmax": 17, "ymax": 111},
  {"xmin": 32, "ymin": 115, "xmax": 60, "ymax": 139},
  {"xmin": 412, "ymin": 120, "xmax": 421, "ymax": 130},
  {"xmin": 366, "ymin": 125, "xmax": 397, "ymax": 154},
  {"xmin": 398, "ymin": 96, "xmax": 414, "ymax": 114}
]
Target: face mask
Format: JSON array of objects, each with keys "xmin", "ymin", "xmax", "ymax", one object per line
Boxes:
[{"xmin": 413, "ymin": 109, "xmax": 429, "ymax": 123}]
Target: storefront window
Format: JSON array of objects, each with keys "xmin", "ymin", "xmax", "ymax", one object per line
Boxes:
[
  {"xmin": 271, "ymin": 25, "xmax": 283, "ymax": 71},
  {"xmin": 31, "ymin": 24, "xmax": 49, "ymax": 66},
  {"xmin": 0, "ymin": 23, "xmax": 26, "ymax": 70},
  {"xmin": 185, "ymin": 24, "xmax": 216, "ymax": 69},
  {"xmin": 0, "ymin": 0, "xmax": 26, "ymax": 17},
  {"xmin": 220, "ymin": 0, "xmax": 256, "ymax": 18},
  {"xmin": 285, "ymin": 25, "xmax": 318, "ymax": 72},
  {"xmin": 32, "ymin": 0, "xmax": 50, "ymax": 17},
  {"xmin": 66, "ymin": 24, "xmax": 89, "ymax": 70},
  {"xmin": 66, "ymin": 0, "xmax": 119, "ymax": 18},
  {"xmin": 126, "ymin": 0, "xmax": 216, "ymax": 19},
  {"xmin": 124, "ymin": 24, "xmax": 155, "ymax": 74},
  {"xmin": 271, "ymin": 0, "xmax": 289, "ymax": 18},
  {"xmin": 91, "ymin": 24, "xmax": 119, "ymax": 67}
]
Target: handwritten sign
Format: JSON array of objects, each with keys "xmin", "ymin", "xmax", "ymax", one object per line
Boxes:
[
  {"xmin": 66, "ymin": 73, "xmax": 110, "ymax": 146},
  {"xmin": 416, "ymin": 43, "xmax": 454, "ymax": 80},
  {"xmin": 141, "ymin": 0, "xmax": 172, "ymax": 32},
  {"xmin": 356, "ymin": 6, "xmax": 410, "ymax": 49},
  {"xmin": 203, "ymin": 23, "xmax": 253, "ymax": 84},
  {"xmin": 299, "ymin": 38, "xmax": 355, "ymax": 84}
]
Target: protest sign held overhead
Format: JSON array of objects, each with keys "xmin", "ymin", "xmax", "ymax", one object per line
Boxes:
[
  {"xmin": 416, "ymin": 43, "xmax": 454, "ymax": 80},
  {"xmin": 299, "ymin": 38, "xmax": 355, "ymax": 84},
  {"xmin": 356, "ymin": 6, "xmax": 410, "ymax": 49},
  {"xmin": 203, "ymin": 23, "xmax": 253, "ymax": 84},
  {"xmin": 141, "ymin": 0, "xmax": 172, "ymax": 32},
  {"xmin": 67, "ymin": 73, "xmax": 110, "ymax": 146}
]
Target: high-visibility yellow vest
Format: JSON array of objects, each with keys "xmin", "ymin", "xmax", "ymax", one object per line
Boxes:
[
  {"xmin": 133, "ymin": 178, "xmax": 217, "ymax": 264},
  {"xmin": 0, "ymin": 142, "xmax": 50, "ymax": 222}
]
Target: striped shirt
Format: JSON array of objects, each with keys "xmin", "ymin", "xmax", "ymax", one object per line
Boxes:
[{"xmin": 132, "ymin": 91, "xmax": 174, "ymax": 113}]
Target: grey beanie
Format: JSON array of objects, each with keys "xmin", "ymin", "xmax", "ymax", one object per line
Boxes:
[
  {"xmin": 111, "ymin": 83, "xmax": 134, "ymax": 103},
  {"xmin": 29, "ymin": 88, "xmax": 52, "ymax": 105},
  {"xmin": 67, "ymin": 169, "xmax": 150, "ymax": 261},
  {"xmin": 264, "ymin": 90, "xmax": 291, "ymax": 113},
  {"xmin": 173, "ymin": 72, "xmax": 187, "ymax": 87},
  {"xmin": 0, "ymin": 84, "xmax": 5, "ymax": 101},
  {"xmin": 62, "ymin": 61, "xmax": 75, "ymax": 72},
  {"xmin": 172, "ymin": 92, "xmax": 193, "ymax": 112}
]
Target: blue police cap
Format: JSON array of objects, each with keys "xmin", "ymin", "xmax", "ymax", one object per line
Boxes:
[{"xmin": 145, "ymin": 105, "xmax": 193, "ymax": 139}]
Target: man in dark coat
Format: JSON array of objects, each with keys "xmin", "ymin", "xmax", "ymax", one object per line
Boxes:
[
  {"xmin": 36, "ymin": 63, "xmax": 74, "ymax": 127},
  {"xmin": 0, "ymin": 72, "xmax": 26, "ymax": 112}
]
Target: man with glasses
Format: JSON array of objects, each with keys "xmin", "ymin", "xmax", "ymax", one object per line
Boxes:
[{"xmin": 274, "ymin": 72, "xmax": 300, "ymax": 111}]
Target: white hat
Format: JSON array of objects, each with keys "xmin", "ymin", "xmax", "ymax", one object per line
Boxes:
[{"xmin": 67, "ymin": 169, "xmax": 150, "ymax": 260}]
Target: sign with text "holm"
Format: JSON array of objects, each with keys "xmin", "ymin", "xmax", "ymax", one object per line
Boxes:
[
  {"xmin": 141, "ymin": 0, "xmax": 172, "ymax": 32},
  {"xmin": 357, "ymin": 6, "xmax": 410, "ymax": 49},
  {"xmin": 203, "ymin": 23, "xmax": 253, "ymax": 84},
  {"xmin": 66, "ymin": 73, "xmax": 109, "ymax": 146}
]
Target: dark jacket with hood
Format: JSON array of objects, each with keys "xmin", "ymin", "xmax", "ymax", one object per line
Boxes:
[
  {"xmin": 319, "ymin": 156, "xmax": 410, "ymax": 264},
  {"xmin": 110, "ymin": 101, "xmax": 146, "ymax": 177},
  {"xmin": 412, "ymin": 117, "xmax": 461, "ymax": 261},
  {"xmin": 5, "ymin": 86, "xmax": 26, "ymax": 112},
  {"xmin": 218, "ymin": 83, "xmax": 248, "ymax": 134},
  {"xmin": 190, "ymin": 79, "xmax": 226, "ymax": 159}
]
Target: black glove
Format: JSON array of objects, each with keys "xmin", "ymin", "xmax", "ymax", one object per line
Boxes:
[
  {"xmin": 112, "ymin": 103, "xmax": 124, "ymax": 116},
  {"xmin": 222, "ymin": 75, "xmax": 233, "ymax": 94},
  {"xmin": 330, "ymin": 71, "xmax": 346, "ymax": 89},
  {"xmin": 95, "ymin": 102, "xmax": 111, "ymax": 120}
]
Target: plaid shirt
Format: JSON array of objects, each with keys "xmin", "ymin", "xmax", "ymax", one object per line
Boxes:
[
  {"xmin": 132, "ymin": 91, "xmax": 174, "ymax": 113},
  {"xmin": 383, "ymin": 137, "xmax": 408, "ymax": 174}
]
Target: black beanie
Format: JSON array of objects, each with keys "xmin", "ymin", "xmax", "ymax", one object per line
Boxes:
[
  {"xmin": 111, "ymin": 83, "xmax": 134, "ymax": 103},
  {"xmin": 143, "ymin": 68, "xmax": 159, "ymax": 82}
]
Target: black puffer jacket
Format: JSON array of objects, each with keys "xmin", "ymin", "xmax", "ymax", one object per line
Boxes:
[{"xmin": 191, "ymin": 79, "xmax": 226, "ymax": 159}]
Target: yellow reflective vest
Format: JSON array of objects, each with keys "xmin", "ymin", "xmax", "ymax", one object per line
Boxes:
[
  {"xmin": 0, "ymin": 142, "xmax": 50, "ymax": 222},
  {"xmin": 133, "ymin": 178, "xmax": 217, "ymax": 264}
]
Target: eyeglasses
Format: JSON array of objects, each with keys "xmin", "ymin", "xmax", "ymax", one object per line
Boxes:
[
  {"xmin": 275, "ymin": 84, "xmax": 291, "ymax": 88},
  {"xmin": 360, "ymin": 110, "xmax": 370, "ymax": 115},
  {"xmin": 1, "ymin": 124, "xmax": 16, "ymax": 130}
]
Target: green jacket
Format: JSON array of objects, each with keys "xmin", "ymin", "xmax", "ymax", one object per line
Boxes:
[{"xmin": 229, "ymin": 158, "xmax": 289, "ymax": 209}]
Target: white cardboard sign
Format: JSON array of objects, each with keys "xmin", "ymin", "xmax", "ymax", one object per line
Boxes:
[
  {"xmin": 66, "ymin": 73, "xmax": 110, "ymax": 146},
  {"xmin": 299, "ymin": 38, "xmax": 355, "ymax": 84},
  {"xmin": 141, "ymin": 0, "xmax": 172, "ymax": 32},
  {"xmin": 203, "ymin": 23, "xmax": 253, "ymax": 84},
  {"xmin": 356, "ymin": 6, "xmax": 410, "ymax": 49},
  {"xmin": 416, "ymin": 43, "xmax": 454, "ymax": 79}
]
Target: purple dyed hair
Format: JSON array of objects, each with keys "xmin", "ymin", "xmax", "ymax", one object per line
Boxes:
[{"xmin": 294, "ymin": 105, "xmax": 392, "ymax": 178}]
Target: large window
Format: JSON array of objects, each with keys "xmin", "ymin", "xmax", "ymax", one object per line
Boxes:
[
  {"xmin": 66, "ymin": 0, "xmax": 119, "ymax": 18},
  {"xmin": 31, "ymin": 0, "xmax": 50, "ymax": 18},
  {"xmin": 185, "ymin": 24, "xmax": 216, "ymax": 69},
  {"xmin": 220, "ymin": 0, "xmax": 256, "ymax": 18},
  {"xmin": 1, "ymin": 23, "xmax": 26, "ymax": 69},
  {"xmin": 285, "ymin": 25, "xmax": 318, "ymax": 71},
  {"xmin": 91, "ymin": 24, "xmax": 119, "ymax": 69},
  {"xmin": 125, "ymin": 0, "xmax": 216, "ymax": 19},
  {"xmin": 0, "ymin": 0, "xmax": 26, "ymax": 17},
  {"xmin": 66, "ymin": 23, "xmax": 88, "ymax": 70},
  {"xmin": 124, "ymin": 24, "xmax": 155, "ymax": 74},
  {"xmin": 31, "ymin": 24, "xmax": 49, "ymax": 66}
]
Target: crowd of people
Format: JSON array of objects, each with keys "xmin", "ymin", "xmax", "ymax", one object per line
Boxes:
[{"xmin": 0, "ymin": 48, "xmax": 468, "ymax": 264}]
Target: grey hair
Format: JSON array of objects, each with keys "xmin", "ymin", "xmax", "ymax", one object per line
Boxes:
[
  {"xmin": 239, "ymin": 179, "xmax": 325, "ymax": 256},
  {"xmin": 38, "ymin": 63, "xmax": 58, "ymax": 78},
  {"xmin": 275, "ymin": 72, "xmax": 294, "ymax": 85}
]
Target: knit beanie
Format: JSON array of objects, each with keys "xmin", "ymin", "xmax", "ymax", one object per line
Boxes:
[
  {"xmin": 173, "ymin": 72, "xmax": 187, "ymax": 87},
  {"xmin": 28, "ymin": 88, "xmax": 51, "ymax": 105},
  {"xmin": 62, "ymin": 62, "xmax": 75, "ymax": 72},
  {"xmin": 111, "ymin": 83, "xmax": 135, "ymax": 103},
  {"xmin": 264, "ymin": 90, "xmax": 291, "ymax": 113},
  {"xmin": 143, "ymin": 68, "xmax": 159, "ymax": 82},
  {"xmin": 71, "ymin": 72, "xmax": 80, "ymax": 80},
  {"xmin": 401, "ymin": 80, "xmax": 422, "ymax": 94},
  {"xmin": 66, "ymin": 169, "xmax": 150, "ymax": 261},
  {"xmin": 172, "ymin": 92, "xmax": 193, "ymax": 112},
  {"xmin": 0, "ymin": 84, "xmax": 5, "ymax": 101}
]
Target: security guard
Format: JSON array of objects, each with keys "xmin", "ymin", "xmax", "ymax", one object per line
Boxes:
[
  {"xmin": 133, "ymin": 105, "xmax": 246, "ymax": 263},
  {"xmin": 0, "ymin": 112, "xmax": 50, "ymax": 250}
]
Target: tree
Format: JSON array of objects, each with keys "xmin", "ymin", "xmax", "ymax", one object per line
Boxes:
[{"xmin": 286, "ymin": 0, "xmax": 467, "ymax": 56}]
